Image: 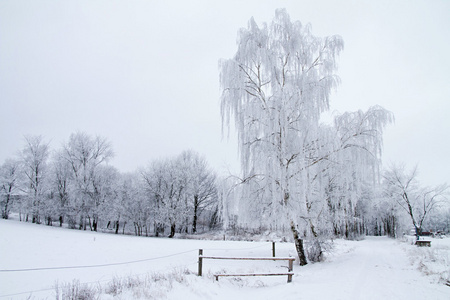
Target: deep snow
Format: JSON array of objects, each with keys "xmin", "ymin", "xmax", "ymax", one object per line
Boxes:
[{"xmin": 0, "ymin": 219, "xmax": 448, "ymax": 299}]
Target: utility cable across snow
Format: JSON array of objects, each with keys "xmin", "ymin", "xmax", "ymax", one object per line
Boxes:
[
  {"xmin": 0, "ymin": 242, "xmax": 274, "ymax": 298},
  {"xmin": 1, "ymin": 242, "xmax": 273, "ymax": 272},
  {"xmin": 0, "ymin": 249, "xmax": 198, "ymax": 272}
]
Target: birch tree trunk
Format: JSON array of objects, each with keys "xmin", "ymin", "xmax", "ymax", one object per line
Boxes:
[{"xmin": 290, "ymin": 220, "xmax": 307, "ymax": 266}]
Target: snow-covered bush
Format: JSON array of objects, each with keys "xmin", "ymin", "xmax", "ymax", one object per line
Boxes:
[
  {"xmin": 405, "ymin": 238, "xmax": 450, "ymax": 284},
  {"xmin": 55, "ymin": 279, "xmax": 99, "ymax": 300}
]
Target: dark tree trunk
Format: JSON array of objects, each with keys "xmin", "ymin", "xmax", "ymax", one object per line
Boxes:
[
  {"xmin": 169, "ymin": 223, "xmax": 176, "ymax": 238},
  {"xmin": 155, "ymin": 223, "xmax": 164, "ymax": 237},
  {"xmin": 392, "ymin": 216, "xmax": 396, "ymax": 238},
  {"xmin": 93, "ymin": 218, "xmax": 98, "ymax": 232},
  {"xmin": 333, "ymin": 224, "xmax": 339, "ymax": 236},
  {"xmin": 290, "ymin": 221, "xmax": 307, "ymax": 266},
  {"xmin": 35, "ymin": 215, "xmax": 41, "ymax": 224},
  {"xmin": 115, "ymin": 221, "xmax": 119, "ymax": 234},
  {"xmin": 79, "ymin": 215, "xmax": 83, "ymax": 230},
  {"xmin": 192, "ymin": 196, "xmax": 198, "ymax": 234},
  {"xmin": 122, "ymin": 221, "xmax": 127, "ymax": 234},
  {"xmin": 134, "ymin": 222, "xmax": 139, "ymax": 236},
  {"xmin": 2, "ymin": 194, "xmax": 10, "ymax": 219}
]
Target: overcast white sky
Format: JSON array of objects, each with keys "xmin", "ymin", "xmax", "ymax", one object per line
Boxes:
[{"xmin": 1, "ymin": 0, "xmax": 449, "ymax": 186}]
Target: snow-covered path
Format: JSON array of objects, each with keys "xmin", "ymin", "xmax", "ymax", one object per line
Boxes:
[
  {"xmin": 288, "ymin": 237, "xmax": 448, "ymax": 300},
  {"xmin": 189, "ymin": 237, "xmax": 449, "ymax": 300}
]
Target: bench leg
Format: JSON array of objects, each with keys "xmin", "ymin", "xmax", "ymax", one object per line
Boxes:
[{"xmin": 287, "ymin": 274, "xmax": 292, "ymax": 283}]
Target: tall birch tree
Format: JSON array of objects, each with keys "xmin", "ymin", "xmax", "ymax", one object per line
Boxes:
[
  {"xmin": 178, "ymin": 150, "xmax": 218, "ymax": 233},
  {"xmin": 0, "ymin": 159, "xmax": 20, "ymax": 219},
  {"xmin": 20, "ymin": 135, "xmax": 50, "ymax": 224},
  {"xmin": 220, "ymin": 9, "xmax": 392, "ymax": 265},
  {"xmin": 62, "ymin": 132, "xmax": 113, "ymax": 230}
]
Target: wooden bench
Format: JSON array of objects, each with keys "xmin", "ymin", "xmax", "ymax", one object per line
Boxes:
[
  {"xmin": 214, "ymin": 272, "xmax": 294, "ymax": 282},
  {"xmin": 198, "ymin": 249, "xmax": 295, "ymax": 283},
  {"xmin": 415, "ymin": 240, "xmax": 431, "ymax": 247}
]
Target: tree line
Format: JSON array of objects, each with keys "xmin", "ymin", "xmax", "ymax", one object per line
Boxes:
[
  {"xmin": 0, "ymin": 132, "xmax": 448, "ymax": 256},
  {"xmin": 0, "ymin": 133, "xmax": 220, "ymax": 237}
]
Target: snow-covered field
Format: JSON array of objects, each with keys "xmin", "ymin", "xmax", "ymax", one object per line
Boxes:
[{"xmin": 1, "ymin": 220, "xmax": 449, "ymax": 299}]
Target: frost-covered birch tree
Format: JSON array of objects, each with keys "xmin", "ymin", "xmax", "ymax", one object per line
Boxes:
[
  {"xmin": 62, "ymin": 132, "xmax": 113, "ymax": 231},
  {"xmin": 0, "ymin": 159, "xmax": 20, "ymax": 219},
  {"xmin": 142, "ymin": 158, "xmax": 188, "ymax": 238},
  {"xmin": 20, "ymin": 135, "xmax": 50, "ymax": 224},
  {"xmin": 141, "ymin": 152, "xmax": 218, "ymax": 236},
  {"xmin": 220, "ymin": 9, "xmax": 392, "ymax": 265},
  {"xmin": 51, "ymin": 150, "xmax": 73, "ymax": 227},
  {"xmin": 178, "ymin": 150, "xmax": 218, "ymax": 233},
  {"xmin": 116, "ymin": 172, "xmax": 145, "ymax": 235},
  {"xmin": 91, "ymin": 165, "xmax": 119, "ymax": 231}
]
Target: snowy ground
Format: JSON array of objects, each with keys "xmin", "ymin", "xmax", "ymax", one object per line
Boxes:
[{"xmin": 0, "ymin": 219, "xmax": 449, "ymax": 299}]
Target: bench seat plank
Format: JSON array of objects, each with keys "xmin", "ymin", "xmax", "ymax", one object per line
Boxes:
[
  {"xmin": 415, "ymin": 240, "xmax": 431, "ymax": 247},
  {"xmin": 214, "ymin": 272, "xmax": 294, "ymax": 282}
]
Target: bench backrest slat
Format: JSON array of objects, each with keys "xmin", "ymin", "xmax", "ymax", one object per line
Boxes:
[{"xmin": 199, "ymin": 256, "xmax": 294, "ymax": 261}]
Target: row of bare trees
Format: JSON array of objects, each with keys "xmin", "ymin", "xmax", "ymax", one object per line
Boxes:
[{"xmin": 0, "ymin": 133, "xmax": 219, "ymax": 236}]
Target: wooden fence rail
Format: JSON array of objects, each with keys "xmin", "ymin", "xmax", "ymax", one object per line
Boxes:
[{"xmin": 197, "ymin": 249, "xmax": 295, "ymax": 283}]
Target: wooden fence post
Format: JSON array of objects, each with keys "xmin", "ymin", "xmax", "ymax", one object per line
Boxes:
[
  {"xmin": 198, "ymin": 249, "xmax": 203, "ymax": 276},
  {"xmin": 272, "ymin": 241, "xmax": 276, "ymax": 257},
  {"xmin": 288, "ymin": 258, "xmax": 293, "ymax": 283}
]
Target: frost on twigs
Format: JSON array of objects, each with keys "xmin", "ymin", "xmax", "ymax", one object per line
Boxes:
[
  {"xmin": 220, "ymin": 9, "xmax": 393, "ymax": 263},
  {"xmin": 54, "ymin": 268, "xmax": 195, "ymax": 300}
]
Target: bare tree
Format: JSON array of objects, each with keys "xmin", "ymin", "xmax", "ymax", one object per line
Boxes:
[
  {"xmin": 141, "ymin": 151, "xmax": 217, "ymax": 236},
  {"xmin": 20, "ymin": 135, "xmax": 50, "ymax": 224},
  {"xmin": 0, "ymin": 159, "xmax": 20, "ymax": 219},
  {"xmin": 142, "ymin": 158, "xmax": 187, "ymax": 238},
  {"xmin": 62, "ymin": 132, "xmax": 113, "ymax": 231},
  {"xmin": 51, "ymin": 150, "xmax": 73, "ymax": 227},
  {"xmin": 91, "ymin": 164, "xmax": 119, "ymax": 232},
  {"xmin": 178, "ymin": 150, "xmax": 217, "ymax": 233},
  {"xmin": 383, "ymin": 164, "xmax": 449, "ymax": 239},
  {"xmin": 116, "ymin": 172, "xmax": 144, "ymax": 235}
]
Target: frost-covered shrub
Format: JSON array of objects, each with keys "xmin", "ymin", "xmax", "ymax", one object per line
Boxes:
[
  {"xmin": 54, "ymin": 280, "xmax": 99, "ymax": 300},
  {"xmin": 406, "ymin": 239, "xmax": 450, "ymax": 284},
  {"xmin": 53, "ymin": 268, "xmax": 194, "ymax": 300},
  {"xmin": 306, "ymin": 238, "xmax": 336, "ymax": 262},
  {"xmin": 307, "ymin": 240, "xmax": 323, "ymax": 262}
]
